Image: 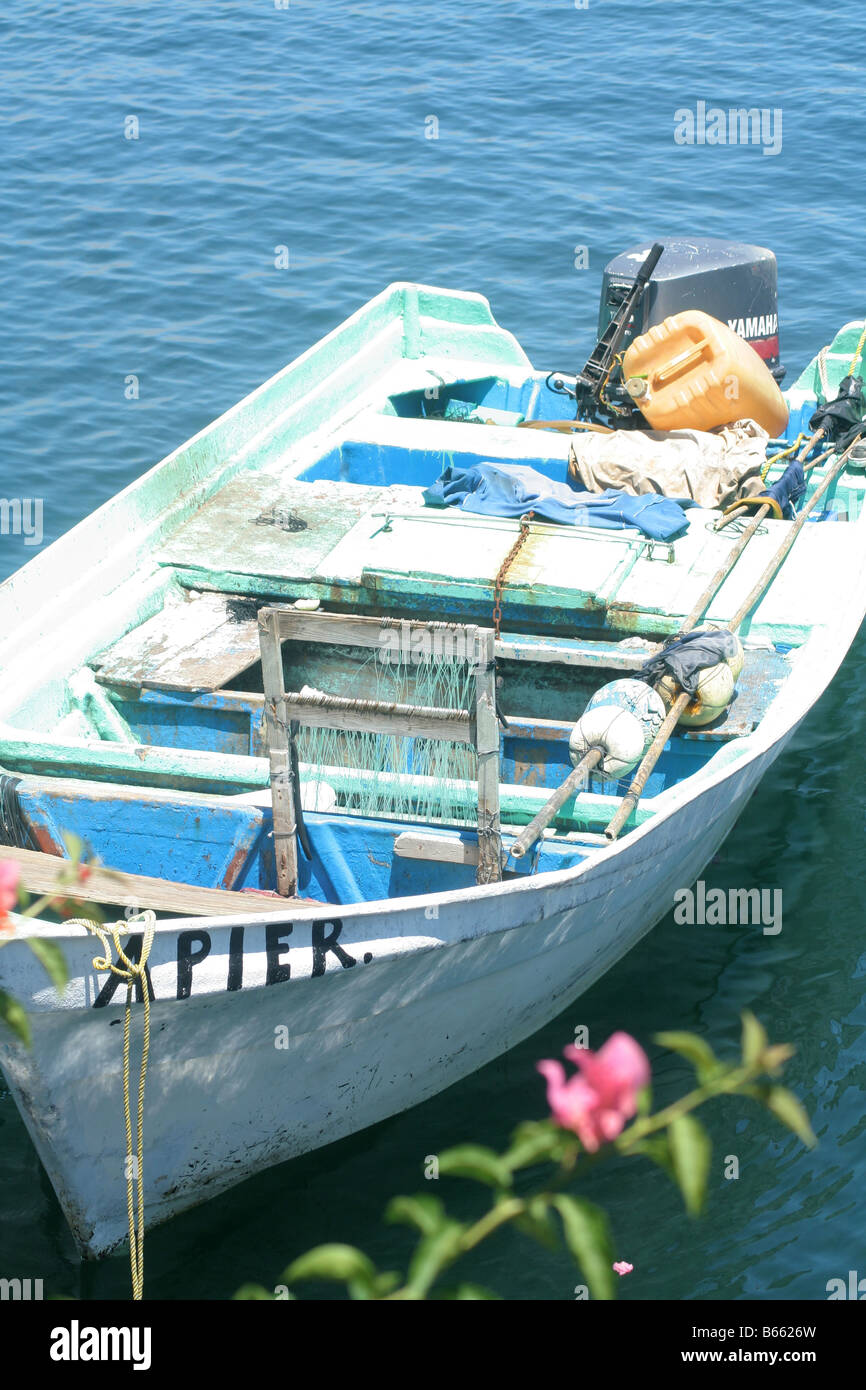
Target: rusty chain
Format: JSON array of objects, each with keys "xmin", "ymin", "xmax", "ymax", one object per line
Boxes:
[{"xmin": 491, "ymin": 511, "xmax": 535, "ymax": 639}]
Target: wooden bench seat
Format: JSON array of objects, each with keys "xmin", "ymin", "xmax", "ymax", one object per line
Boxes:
[
  {"xmin": 1, "ymin": 845, "xmax": 302, "ymax": 916},
  {"xmin": 90, "ymin": 591, "xmax": 261, "ymax": 693}
]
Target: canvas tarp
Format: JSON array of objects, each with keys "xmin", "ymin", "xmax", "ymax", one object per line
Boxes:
[{"xmin": 567, "ymin": 419, "xmax": 770, "ymax": 511}]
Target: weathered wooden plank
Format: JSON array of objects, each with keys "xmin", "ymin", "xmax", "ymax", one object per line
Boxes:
[
  {"xmin": 159, "ymin": 477, "xmax": 407, "ymax": 586},
  {"xmin": 282, "ymin": 689, "xmax": 473, "ymax": 741},
  {"xmin": 0, "ymin": 845, "xmax": 298, "ymax": 916},
  {"xmin": 92, "ymin": 591, "xmax": 261, "ymax": 693},
  {"xmin": 494, "ymin": 633, "xmax": 652, "ymax": 670},
  {"xmin": 394, "ymin": 831, "xmax": 483, "ymax": 865},
  {"xmin": 393, "ymin": 828, "xmax": 608, "ymax": 864},
  {"xmin": 323, "ymin": 510, "xmax": 640, "ymax": 615},
  {"xmin": 0, "ymin": 730, "xmax": 269, "ymax": 791},
  {"xmin": 474, "ymin": 627, "xmax": 502, "ymax": 884},
  {"xmin": 269, "ymin": 607, "xmax": 478, "ymax": 660},
  {"xmin": 0, "ymin": 731, "xmax": 656, "ymax": 830},
  {"xmin": 608, "ymin": 513, "xmax": 842, "ymax": 640},
  {"xmin": 258, "ymin": 608, "xmax": 298, "ymax": 897}
]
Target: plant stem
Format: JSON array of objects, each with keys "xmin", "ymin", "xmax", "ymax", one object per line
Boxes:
[{"xmin": 617, "ymin": 1064, "xmax": 757, "ymax": 1150}]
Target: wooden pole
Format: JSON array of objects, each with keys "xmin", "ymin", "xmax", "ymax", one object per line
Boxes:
[
  {"xmin": 258, "ymin": 608, "xmax": 299, "ymax": 897},
  {"xmin": 604, "ymin": 434, "xmax": 862, "ymax": 842},
  {"xmin": 517, "ymin": 420, "xmax": 615, "ymax": 435},
  {"xmin": 474, "ymin": 627, "xmax": 503, "ymax": 884},
  {"xmin": 508, "ymin": 748, "xmax": 603, "ymax": 858},
  {"xmin": 681, "ymin": 501, "xmax": 773, "ymax": 631}
]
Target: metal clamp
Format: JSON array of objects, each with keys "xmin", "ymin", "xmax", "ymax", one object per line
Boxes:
[{"xmin": 644, "ymin": 540, "xmax": 676, "ymax": 564}]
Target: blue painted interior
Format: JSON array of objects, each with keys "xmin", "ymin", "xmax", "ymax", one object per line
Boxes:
[
  {"xmin": 385, "ymin": 372, "xmax": 572, "ymax": 423},
  {"xmin": 782, "ymin": 398, "xmax": 818, "ymax": 442},
  {"xmin": 297, "ymin": 385, "xmax": 861, "ymax": 521},
  {"xmin": 19, "ymin": 782, "xmax": 593, "ymax": 904},
  {"xmin": 112, "ymin": 690, "xmax": 255, "ymax": 756},
  {"xmin": 104, "ymin": 686, "xmax": 710, "ymax": 798},
  {"xmin": 298, "ymin": 438, "xmax": 569, "ymax": 488},
  {"xmin": 19, "ymin": 785, "xmax": 271, "ymax": 889}
]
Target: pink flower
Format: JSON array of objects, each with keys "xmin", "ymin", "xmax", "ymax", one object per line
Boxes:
[
  {"xmin": 613, "ymin": 1261, "xmax": 634, "ymax": 1276},
  {"xmin": 537, "ymin": 1031, "xmax": 650, "ymax": 1151},
  {"xmin": 0, "ymin": 859, "xmax": 21, "ymax": 936},
  {"xmin": 0, "ymin": 860, "xmax": 20, "ymax": 914}
]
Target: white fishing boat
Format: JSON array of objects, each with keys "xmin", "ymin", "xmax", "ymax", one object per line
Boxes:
[{"xmin": 1, "ymin": 237, "xmax": 865, "ymax": 1257}]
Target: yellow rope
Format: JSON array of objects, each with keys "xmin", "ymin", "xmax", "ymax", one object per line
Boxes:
[
  {"xmin": 83, "ymin": 912, "xmax": 155, "ymax": 1301},
  {"xmin": 848, "ymin": 322, "xmax": 866, "ymax": 376},
  {"xmin": 762, "ymin": 432, "xmax": 805, "ymax": 481}
]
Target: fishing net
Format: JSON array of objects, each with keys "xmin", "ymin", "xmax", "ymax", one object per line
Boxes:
[{"xmin": 294, "ymin": 644, "xmax": 480, "ymax": 827}]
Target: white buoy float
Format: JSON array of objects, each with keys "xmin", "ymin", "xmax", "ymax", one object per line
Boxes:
[
  {"xmin": 656, "ymin": 634, "xmax": 743, "ymax": 727},
  {"xmin": 571, "ymin": 678, "xmax": 667, "ymax": 777},
  {"xmin": 510, "ymin": 679, "xmax": 666, "ymax": 857}
]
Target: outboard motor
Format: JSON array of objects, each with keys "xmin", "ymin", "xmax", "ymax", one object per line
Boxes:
[
  {"xmin": 600, "ymin": 236, "xmax": 783, "ymax": 381},
  {"xmin": 548, "ymin": 236, "xmax": 785, "ymax": 428}
]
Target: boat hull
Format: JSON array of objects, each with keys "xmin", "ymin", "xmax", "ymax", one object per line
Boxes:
[{"xmin": 0, "ymin": 718, "xmax": 796, "ymax": 1257}]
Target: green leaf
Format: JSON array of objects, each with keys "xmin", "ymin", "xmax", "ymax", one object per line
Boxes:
[
  {"xmin": 502, "ymin": 1119, "xmax": 564, "ymax": 1171},
  {"xmin": 233, "ymin": 1283, "xmax": 275, "ymax": 1300},
  {"xmin": 26, "ymin": 938, "xmax": 68, "ymax": 993},
  {"xmin": 668, "ymin": 1113, "xmax": 712, "ymax": 1216},
  {"xmin": 372, "ymin": 1271, "xmax": 401, "ymax": 1298},
  {"xmin": 436, "ymin": 1283, "xmax": 501, "ymax": 1300},
  {"xmin": 436, "ymin": 1144, "xmax": 511, "ymax": 1189},
  {"xmin": 404, "ymin": 1221, "xmax": 465, "ymax": 1299},
  {"xmin": 630, "ymin": 1133, "xmax": 675, "ymax": 1181},
  {"xmin": 0, "ymin": 989, "xmax": 31, "ymax": 1047},
  {"xmin": 635, "ymin": 1083, "xmax": 653, "ymax": 1117},
  {"xmin": 741, "ymin": 1011, "xmax": 768, "ymax": 1068},
  {"xmin": 60, "ymin": 833, "xmax": 85, "ymax": 865},
  {"xmin": 763, "ymin": 1086, "xmax": 817, "ymax": 1149},
  {"xmin": 514, "ymin": 1196, "xmax": 559, "ymax": 1252},
  {"xmin": 551, "ymin": 1195, "xmax": 615, "ymax": 1301},
  {"xmin": 385, "ymin": 1193, "xmax": 448, "ymax": 1237},
  {"xmin": 281, "ymin": 1243, "xmax": 377, "ymax": 1294},
  {"xmin": 654, "ymin": 1030, "xmax": 720, "ymax": 1081}
]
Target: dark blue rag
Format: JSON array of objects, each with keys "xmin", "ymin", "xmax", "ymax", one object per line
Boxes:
[{"xmin": 423, "ymin": 461, "xmax": 693, "ymax": 542}]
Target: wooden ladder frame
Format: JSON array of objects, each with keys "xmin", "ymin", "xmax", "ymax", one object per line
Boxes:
[{"xmin": 257, "ymin": 609, "xmax": 502, "ymax": 895}]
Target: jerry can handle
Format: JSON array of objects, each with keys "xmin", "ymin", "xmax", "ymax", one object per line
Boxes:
[{"xmin": 654, "ymin": 339, "xmax": 711, "ymax": 387}]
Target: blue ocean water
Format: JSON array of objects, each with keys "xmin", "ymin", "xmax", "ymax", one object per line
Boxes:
[{"xmin": 2, "ymin": 0, "xmax": 865, "ymax": 1300}]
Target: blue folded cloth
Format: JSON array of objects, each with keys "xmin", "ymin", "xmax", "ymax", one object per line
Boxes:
[
  {"xmin": 763, "ymin": 459, "xmax": 806, "ymax": 519},
  {"xmin": 422, "ymin": 461, "xmax": 693, "ymax": 542}
]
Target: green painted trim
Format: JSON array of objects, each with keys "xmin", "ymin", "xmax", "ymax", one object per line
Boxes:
[
  {"xmin": 791, "ymin": 320, "xmax": 866, "ymax": 396},
  {"xmin": 0, "ymin": 733, "xmax": 650, "ymax": 833}
]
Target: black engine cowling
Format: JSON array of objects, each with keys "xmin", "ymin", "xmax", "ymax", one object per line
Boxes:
[{"xmin": 599, "ymin": 236, "xmax": 784, "ymax": 382}]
